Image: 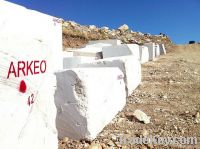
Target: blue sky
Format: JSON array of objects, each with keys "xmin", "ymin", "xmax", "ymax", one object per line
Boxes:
[{"xmin": 7, "ymin": 0, "xmax": 200, "ymax": 44}]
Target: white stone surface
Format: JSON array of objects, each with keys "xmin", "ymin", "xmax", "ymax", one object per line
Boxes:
[
  {"xmin": 139, "ymin": 46, "xmax": 149, "ymax": 64},
  {"xmin": 155, "ymin": 44, "xmax": 160, "ymax": 57},
  {"xmin": 77, "ymin": 55, "xmax": 141, "ymax": 96},
  {"xmin": 55, "ymin": 67, "xmax": 126, "ymax": 140},
  {"xmin": 133, "ymin": 110, "xmax": 151, "ymax": 124},
  {"xmin": 159, "ymin": 44, "xmax": 166, "ymax": 55},
  {"xmin": 71, "ymin": 47, "xmax": 103, "ymax": 59},
  {"xmin": 0, "ymin": 1, "xmax": 61, "ymax": 149},
  {"xmin": 102, "ymin": 44, "xmax": 140, "ymax": 59},
  {"xmin": 63, "ymin": 56, "xmax": 95, "ymax": 69},
  {"xmin": 143, "ymin": 43, "xmax": 155, "ymax": 61},
  {"xmin": 88, "ymin": 39, "xmax": 122, "ymax": 46},
  {"xmin": 86, "ymin": 43, "xmax": 112, "ymax": 48},
  {"xmin": 62, "ymin": 51, "xmax": 74, "ymax": 57}
]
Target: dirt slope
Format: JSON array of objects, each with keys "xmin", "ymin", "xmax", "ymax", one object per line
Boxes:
[
  {"xmin": 62, "ymin": 21, "xmax": 173, "ymax": 50},
  {"xmin": 59, "ymin": 44, "xmax": 200, "ymax": 149}
]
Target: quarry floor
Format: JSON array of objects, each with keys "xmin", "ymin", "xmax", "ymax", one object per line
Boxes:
[{"xmin": 59, "ymin": 44, "xmax": 200, "ymax": 149}]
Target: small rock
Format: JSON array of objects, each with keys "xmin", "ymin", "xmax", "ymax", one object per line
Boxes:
[
  {"xmin": 181, "ymin": 129, "xmax": 185, "ymax": 134},
  {"xmin": 88, "ymin": 143, "xmax": 102, "ymax": 149},
  {"xmin": 117, "ymin": 118, "xmax": 126, "ymax": 123},
  {"xmin": 111, "ymin": 134, "xmax": 117, "ymax": 140},
  {"xmin": 63, "ymin": 22, "xmax": 70, "ymax": 27},
  {"xmin": 125, "ymin": 130, "xmax": 131, "ymax": 134},
  {"xmin": 63, "ymin": 137, "xmax": 69, "ymax": 142},
  {"xmin": 173, "ymin": 125, "xmax": 178, "ymax": 130},
  {"xmin": 133, "ymin": 110, "xmax": 151, "ymax": 124},
  {"xmin": 100, "ymin": 143, "xmax": 107, "ymax": 149},
  {"xmin": 194, "ymin": 112, "xmax": 200, "ymax": 124},
  {"xmin": 125, "ymin": 33, "xmax": 133, "ymax": 40},
  {"xmin": 185, "ymin": 111, "xmax": 190, "ymax": 114},
  {"xmin": 69, "ymin": 21, "xmax": 77, "ymax": 27},
  {"xmin": 195, "ymin": 112, "xmax": 200, "ymax": 118},
  {"xmin": 107, "ymin": 140, "xmax": 115, "ymax": 147},
  {"xmin": 194, "ymin": 119, "xmax": 199, "ymax": 124},
  {"xmin": 101, "ymin": 26, "xmax": 109, "ymax": 30},
  {"xmin": 162, "ymin": 95, "xmax": 167, "ymax": 99},
  {"xmin": 169, "ymin": 80, "xmax": 174, "ymax": 84},
  {"xmin": 141, "ymin": 146, "xmax": 148, "ymax": 149},
  {"xmin": 141, "ymin": 129, "xmax": 148, "ymax": 137},
  {"xmin": 118, "ymin": 24, "xmax": 129, "ymax": 31},
  {"xmin": 89, "ymin": 25, "xmax": 96, "ymax": 29},
  {"xmin": 147, "ymin": 143, "xmax": 154, "ymax": 148}
]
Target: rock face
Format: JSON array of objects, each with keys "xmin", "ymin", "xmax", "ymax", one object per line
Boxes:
[{"xmin": 62, "ymin": 21, "xmax": 173, "ymax": 49}]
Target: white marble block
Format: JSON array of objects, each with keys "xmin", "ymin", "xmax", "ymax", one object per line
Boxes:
[
  {"xmin": 71, "ymin": 47, "xmax": 103, "ymax": 59},
  {"xmin": 139, "ymin": 46, "xmax": 149, "ymax": 64},
  {"xmin": 143, "ymin": 43, "xmax": 156, "ymax": 61},
  {"xmin": 88, "ymin": 39, "xmax": 122, "ymax": 46},
  {"xmin": 155, "ymin": 44, "xmax": 160, "ymax": 57},
  {"xmin": 78, "ymin": 55, "xmax": 141, "ymax": 96},
  {"xmin": 102, "ymin": 44, "xmax": 140, "ymax": 59},
  {"xmin": 85, "ymin": 43, "xmax": 112, "ymax": 48},
  {"xmin": 159, "ymin": 44, "xmax": 166, "ymax": 55},
  {"xmin": 55, "ymin": 67, "xmax": 126, "ymax": 140},
  {"xmin": 0, "ymin": 1, "xmax": 62, "ymax": 149},
  {"xmin": 63, "ymin": 56, "xmax": 95, "ymax": 69}
]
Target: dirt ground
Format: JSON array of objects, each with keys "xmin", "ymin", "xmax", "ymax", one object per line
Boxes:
[{"xmin": 59, "ymin": 44, "xmax": 200, "ymax": 149}]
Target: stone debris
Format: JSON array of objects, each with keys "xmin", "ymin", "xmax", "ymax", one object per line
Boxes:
[
  {"xmin": 141, "ymin": 129, "xmax": 149, "ymax": 137},
  {"xmin": 133, "ymin": 110, "xmax": 151, "ymax": 124},
  {"xmin": 62, "ymin": 21, "xmax": 173, "ymax": 49},
  {"xmin": 88, "ymin": 143, "xmax": 102, "ymax": 149},
  {"xmin": 118, "ymin": 24, "xmax": 129, "ymax": 31}
]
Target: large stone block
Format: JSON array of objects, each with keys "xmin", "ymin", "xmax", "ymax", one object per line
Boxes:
[
  {"xmin": 139, "ymin": 46, "xmax": 149, "ymax": 64},
  {"xmin": 143, "ymin": 43, "xmax": 155, "ymax": 61},
  {"xmin": 62, "ymin": 51, "xmax": 74, "ymax": 57},
  {"xmin": 159, "ymin": 44, "xmax": 166, "ymax": 55},
  {"xmin": 155, "ymin": 44, "xmax": 160, "ymax": 57},
  {"xmin": 102, "ymin": 44, "xmax": 140, "ymax": 59},
  {"xmin": 78, "ymin": 55, "xmax": 141, "ymax": 96},
  {"xmin": 55, "ymin": 67, "xmax": 126, "ymax": 140},
  {"xmin": 86, "ymin": 43, "xmax": 112, "ymax": 48},
  {"xmin": 63, "ymin": 56, "xmax": 95, "ymax": 69},
  {"xmin": 0, "ymin": 1, "xmax": 61, "ymax": 149},
  {"xmin": 70, "ymin": 47, "xmax": 103, "ymax": 59},
  {"xmin": 88, "ymin": 39, "xmax": 121, "ymax": 46}
]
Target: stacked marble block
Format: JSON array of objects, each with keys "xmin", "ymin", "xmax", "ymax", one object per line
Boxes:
[
  {"xmin": 55, "ymin": 40, "xmax": 166, "ymax": 140},
  {"xmin": 0, "ymin": 1, "xmax": 62, "ymax": 149}
]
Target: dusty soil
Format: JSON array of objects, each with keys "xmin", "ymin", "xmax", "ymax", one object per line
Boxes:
[
  {"xmin": 59, "ymin": 44, "xmax": 200, "ymax": 149},
  {"xmin": 62, "ymin": 34, "xmax": 88, "ymax": 50}
]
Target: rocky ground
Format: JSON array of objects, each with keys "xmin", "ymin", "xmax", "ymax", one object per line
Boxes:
[
  {"xmin": 59, "ymin": 44, "xmax": 200, "ymax": 149},
  {"xmin": 62, "ymin": 21, "xmax": 173, "ymax": 50}
]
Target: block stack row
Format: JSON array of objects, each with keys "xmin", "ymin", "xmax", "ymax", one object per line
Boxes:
[{"xmin": 55, "ymin": 39, "xmax": 166, "ymax": 140}]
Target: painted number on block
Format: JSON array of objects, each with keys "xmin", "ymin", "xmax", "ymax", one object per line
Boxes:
[{"xmin": 27, "ymin": 93, "xmax": 34, "ymax": 106}]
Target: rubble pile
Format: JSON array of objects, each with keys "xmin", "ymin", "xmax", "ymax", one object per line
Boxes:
[{"xmin": 62, "ymin": 21, "xmax": 173, "ymax": 49}]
